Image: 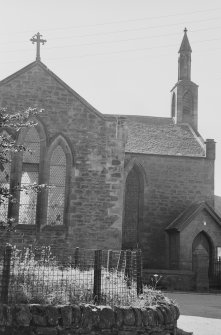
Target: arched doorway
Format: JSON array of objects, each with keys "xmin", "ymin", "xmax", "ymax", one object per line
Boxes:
[
  {"xmin": 192, "ymin": 231, "xmax": 213, "ymax": 281},
  {"xmin": 122, "ymin": 166, "xmax": 144, "ymax": 249}
]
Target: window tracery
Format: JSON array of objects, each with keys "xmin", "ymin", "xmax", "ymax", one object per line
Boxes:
[
  {"xmin": 47, "ymin": 145, "xmax": 66, "ymax": 225},
  {"xmin": 19, "ymin": 127, "xmax": 40, "ymax": 224}
]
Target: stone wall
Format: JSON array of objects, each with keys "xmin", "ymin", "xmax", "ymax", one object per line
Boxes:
[
  {"xmin": 125, "ymin": 153, "xmax": 214, "ymax": 269},
  {"xmin": 0, "ymin": 63, "xmax": 127, "ymax": 250},
  {"xmin": 0, "ymin": 303, "xmax": 179, "ymax": 335}
]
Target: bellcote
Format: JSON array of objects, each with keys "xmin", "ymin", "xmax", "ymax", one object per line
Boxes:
[{"xmin": 171, "ymin": 29, "xmax": 198, "ymax": 130}]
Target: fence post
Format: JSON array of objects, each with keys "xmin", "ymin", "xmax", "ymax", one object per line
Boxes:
[
  {"xmin": 107, "ymin": 250, "xmax": 113, "ymax": 272},
  {"xmin": 125, "ymin": 250, "xmax": 132, "ymax": 287},
  {"xmin": 93, "ymin": 249, "xmax": 102, "ymax": 304},
  {"xmin": 136, "ymin": 249, "xmax": 143, "ymax": 295},
  {"xmin": 117, "ymin": 250, "xmax": 125, "ymax": 272},
  {"xmin": 74, "ymin": 247, "xmax": 79, "ymax": 268},
  {"xmin": 1, "ymin": 244, "xmax": 12, "ymax": 304}
]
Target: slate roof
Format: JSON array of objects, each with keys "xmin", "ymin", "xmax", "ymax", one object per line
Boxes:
[
  {"xmin": 166, "ymin": 202, "xmax": 221, "ymax": 232},
  {"xmin": 124, "ymin": 115, "xmax": 205, "ymax": 157},
  {"xmin": 0, "ymin": 61, "xmax": 206, "ymax": 158}
]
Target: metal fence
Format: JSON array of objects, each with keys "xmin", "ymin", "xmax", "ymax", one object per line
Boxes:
[
  {"xmin": 210, "ymin": 259, "xmax": 221, "ymax": 289},
  {"xmin": 0, "ymin": 245, "xmax": 143, "ymax": 306}
]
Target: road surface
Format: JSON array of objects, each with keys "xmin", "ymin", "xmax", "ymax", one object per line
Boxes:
[{"xmin": 166, "ymin": 292, "xmax": 221, "ymax": 335}]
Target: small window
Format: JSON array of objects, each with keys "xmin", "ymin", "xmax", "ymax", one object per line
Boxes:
[
  {"xmin": 171, "ymin": 92, "xmax": 176, "ymax": 118},
  {"xmin": 183, "ymin": 91, "xmax": 193, "ymax": 115},
  {"xmin": 217, "ymin": 247, "xmax": 221, "ymax": 260}
]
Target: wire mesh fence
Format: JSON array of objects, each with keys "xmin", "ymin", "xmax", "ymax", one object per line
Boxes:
[{"xmin": 0, "ymin": 245, "xmax": 143, "ymax": 306}]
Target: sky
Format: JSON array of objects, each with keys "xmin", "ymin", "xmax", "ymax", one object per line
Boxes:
[{"xmin": 1, "ymin": 0, "xmax": 221, "ymax": 195}]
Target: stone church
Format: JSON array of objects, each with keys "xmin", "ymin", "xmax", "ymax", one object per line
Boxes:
[{"xmin": 0, "ymin": 30, "xmax": 221, "ymax": 279}]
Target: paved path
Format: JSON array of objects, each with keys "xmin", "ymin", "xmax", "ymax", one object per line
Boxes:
[
  {"xmin": 166, "ymin": 292, "xmax": 221, "ymax": 335},
  {"xmin": 178, "ymin": 315, "xmax": 221, "ymax": 335}
]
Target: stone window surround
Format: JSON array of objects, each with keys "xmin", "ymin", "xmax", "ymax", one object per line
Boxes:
[
  {"xmin": 0, "ymin": 130, "xmax": 11, "ymax": 222},
  {"xmin": 123, "ymin": 160, "xmax": 146, "ymax": 249},
  {"xmin": 7, "ymin": 121, "xmax": 73, "ymax": 230}
]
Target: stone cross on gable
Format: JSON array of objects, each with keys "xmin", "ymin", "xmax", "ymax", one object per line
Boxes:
[{"xmin": 30, "ymin": 32, "xmax": 47, "ymax": 61}]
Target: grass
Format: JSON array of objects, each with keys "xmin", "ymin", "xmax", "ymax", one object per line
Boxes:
[{"xmin": 7, "ymin": 246, "xmax": 174, "ymax": 307}]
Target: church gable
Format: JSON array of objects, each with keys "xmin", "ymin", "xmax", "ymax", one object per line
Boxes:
[
  {"xmin": 0, "ymin": 60, "xmax": 127, "ymax": 251},
  {"xmin": 0, "ymin": 60, "xmax": 111, "ymax": 152},
  {"xmin": 0, "ymin": 60, "xmax": 103, "ymax": 124},
  {"xmin": 166, "ymin": 202, "xmax": 221, "ymax": 232}
]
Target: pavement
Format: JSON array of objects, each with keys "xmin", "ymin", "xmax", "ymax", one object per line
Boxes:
[{"xmin": 166, "ymin": 292, "xmax": 221, "ymax": 335}]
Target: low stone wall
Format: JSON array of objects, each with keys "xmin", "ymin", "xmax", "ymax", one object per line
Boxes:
[{"xmin": 0, "ymin": 302, "xmax": 179, "ymax": 335}]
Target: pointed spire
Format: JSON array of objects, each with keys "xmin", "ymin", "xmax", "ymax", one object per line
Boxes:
[
  {"xmin": 179, "ymin": 28, "xmax": 192, "ymax": 53},
  {"xmin": 178, "ymin": 28, "xmax": 192, "ymax": 81}
]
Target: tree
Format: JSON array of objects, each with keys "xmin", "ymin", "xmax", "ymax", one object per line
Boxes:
[{"xmin": 0, "ymin": 107, "xmax": 46, "ymax": 231}]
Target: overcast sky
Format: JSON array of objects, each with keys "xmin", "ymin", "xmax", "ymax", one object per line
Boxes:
[{"xmin": 1, "ymin": 0, "xmax": 221, "ymax": 195}]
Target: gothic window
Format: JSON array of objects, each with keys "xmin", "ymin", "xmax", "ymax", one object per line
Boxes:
[
  {"xmin": 123, "ymin": 165, "xmax": 144, "ymax": 249},
  {"xmin": 47, "ymin": 145, "xmax": 66, "ymax": 225},
  {"xmin": 182, "ymin": 91, "xmax": 193, "ymax": 122},
  {"xmin": 0, "ymin": 131, "xmax": 11, "ymax": 223},
  {"xmin": 217, "ymin": 247, "xmax": 221, "ymax": 260},
  {"xmin": 171, "ymin": 92, "xmax": 176, "ymax": 118},
  {"xmin": 19, "ymin": 127, "xmax": 40, "ymax": 224}
]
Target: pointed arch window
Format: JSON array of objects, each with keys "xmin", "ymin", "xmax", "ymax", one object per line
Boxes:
[
  {"xmin": 171, "ymin": 92, "xmax": 176, "ymax": 118},
  {"xmin": 123, "ymin": 164, "xmax": 144, "ymax": 249},
  {"xmin": 183, "ymin": 91, "xmax": 193, "ymax": 115},
  {"xmin": 19, "ymin": 127, "xmax": 40, "ymax": 224},
  {"xmin": 47, "ymin": 145, "xmax": 66, "ymax": 225},
  {"xmin": 0, "ymin": 131, "xmax": 11, "ymax": 223}
]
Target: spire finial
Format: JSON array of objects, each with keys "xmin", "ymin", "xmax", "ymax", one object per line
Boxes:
[
  {"xmin": 30, "ymin": 32, "xmax": 47, "ymax": 61},
  {"xmin": 184, "ymin": 27, "xmax": 188, "ymax": 34}
]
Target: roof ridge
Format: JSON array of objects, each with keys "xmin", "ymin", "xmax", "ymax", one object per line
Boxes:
[
  {"xmin": 0, "ymin": 61, "xmax": 37, "ymax": 85},
  {"xmin": 104, "ymin": 114, "xmax": 172, "ymax": 120}
]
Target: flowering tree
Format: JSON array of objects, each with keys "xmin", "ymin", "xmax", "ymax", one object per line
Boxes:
[{"xmin": 0, "ymin": 107, "xmax": 46, "ymax": 230}]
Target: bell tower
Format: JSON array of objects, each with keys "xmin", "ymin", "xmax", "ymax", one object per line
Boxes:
[{"xmin": 171, "ymin": 28, "xmax": 198, "ymax": 130}]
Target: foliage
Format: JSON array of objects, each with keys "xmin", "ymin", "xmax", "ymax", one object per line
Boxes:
[
  {"xmin": 9, "ymin": 246, "xmax": 134, "ymax": 306},
  {"xmin": 131, "ymin": 287, "xmax": 176, "ymax": 308},
  {"xmin": 149, "ymin": 274, "xmax": 163, "ymax": 289},
  {"xmin": 0, "ymin": 107, "xmax": 46, "ymax": 229},
  {"xmin": 8, "ymin": 246, "xmax": 174, "ymax": 307}
]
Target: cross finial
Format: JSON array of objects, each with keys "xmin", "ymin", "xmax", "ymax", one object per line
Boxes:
[
  {"xmin": 30, "ymin": 32, "xmax": 47, "ymax": 61},
  {"xmin": 184, "ymin": 27, "xmax": 188, "ymax": 33}
]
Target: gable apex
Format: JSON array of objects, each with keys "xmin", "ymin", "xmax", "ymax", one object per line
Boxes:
[
  {"xmin": 0, "ymin": 60, "xmax": 104, "ymax": 119},
  {"xmin": 166, "ymin": 202, "xmax": 221, "ymax": 232}
]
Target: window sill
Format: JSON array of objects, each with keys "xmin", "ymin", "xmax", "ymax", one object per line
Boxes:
[
  {"xmin": 41, "ymin": 225, "xmax": 66, "ymax": 232},
  {"xmin": 15, "ymin": 224, "xmax": 37, "ymax": 231}
]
